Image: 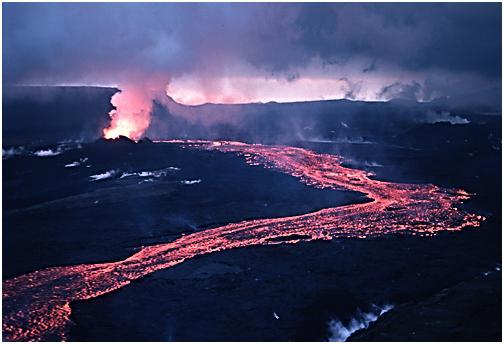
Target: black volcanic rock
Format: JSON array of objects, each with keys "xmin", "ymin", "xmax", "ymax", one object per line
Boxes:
[
  {"xmin": 137, "ymin": 137, "xmax": 154, "ymax": 144},
  {"xmin": 4, "ymin": 85, "xmax": 501, "ymax": 147},
  {"xmin": 349, "ymin": 273, "xmax": 501, "ymax": 342},
  {"xmin": 94, "ymin": 135, "xmax": 136, "ymax": 145},
  {"xmin": 116, "ymin": 135, "xmax": 136, "ymax": 144},
  {"xmin": 3, "ymin": 86, "xmax": 118, "ymax": 145},
  {"xmin": 3, "ymin": 93, "xmax": 501, "ymax": 341}
]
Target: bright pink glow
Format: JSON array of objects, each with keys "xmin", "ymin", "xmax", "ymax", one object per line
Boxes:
[
  {"xmin": 2, "ymin": 141, "xmax": 483, "ymax": 341},
  {"xmin": 103, "ymin": 87, "xmax": 153, "ymax": 140},
  {"xmin": 165, "ymin": 75, "xmax": 396, "ymax": 105}
]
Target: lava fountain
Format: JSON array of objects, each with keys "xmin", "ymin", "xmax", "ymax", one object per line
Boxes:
[
  {"xmin": 102, "ymin": 87, "xmax": 153, "ymax": 140},
  {"xmin": 3, "ymin": 140, "xmax": 484, "ymax": 341}
]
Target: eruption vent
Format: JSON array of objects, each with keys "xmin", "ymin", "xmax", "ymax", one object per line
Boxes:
[
  {"xmin": 103, "ymin": 87, "xmax": 153, "ymax": 140},
  {"xmin": 3, "ymin": 141, "xmax": 483, "ymax": 341}
]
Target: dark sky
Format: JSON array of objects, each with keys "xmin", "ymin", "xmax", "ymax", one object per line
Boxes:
[{"xmin": 3, "ymin": 2, "xmax": 502, "ymax": 104}]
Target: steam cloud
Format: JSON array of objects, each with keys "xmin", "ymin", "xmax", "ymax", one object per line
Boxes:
[
  {"xmin": 328, "ymin": 304, "xmax": 394, "ymax": 342},
  {"xmin": 89, "ymin": 170, "xmax": 118, "ymax": 181},
  {"xmin": 103, "ymin": 81, "xmax": 169, "ymax": 140},
  {"xmin": 423, "ymin": 111, "xmax": 470, "ymax": 125},
  {"xmin": 34, "ymin": 149, "xmax": 61, "ymax": 157},
  {"xmin": 2, "ymin": 147, "xmax": 26, "ymax": 160},
  {"xmin": 4, "ymin": 3, "xmax": 501, "ymax": 139}
]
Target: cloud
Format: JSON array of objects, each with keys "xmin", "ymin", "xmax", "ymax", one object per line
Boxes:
[
  {"xmin": 89, "ymin": 170, "xmax": 118, "ymax": 181},
  {"xmin": 3, "ymin": 3, "xmax": 500, "ymax": 137},
  {"xmin": 328, "ymin": 304, "xmax": 394, "ymax": 342},
  {"xmin": 423, "ymin": 111, "xmax": 470, "ymax": 125},
  {"xmin": 64, "ymin": 157, "xmax": 88, "ymax": 167},
  {"xmin": 2, "ymin": 147, "xmax": 26, "ymax": 160},
  {"xmin": 362, "ymin": 61, "xmax": 377, "ymax": 73},
  {"xmin": 4, "ymin": 3, "xmax": 500, "ymax": 87},
  {"xmin": 180, "ymin": 179, "xmax": 201, "ymax": 185},
  {"xmin": 33, "ymin": 148, "xmax": 61, "ymax": 157},
  {"xmin": 378, "ymin": 81, "xmax": 424, "ymax": 101}
]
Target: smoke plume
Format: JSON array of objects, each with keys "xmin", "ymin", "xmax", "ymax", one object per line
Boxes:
[
  {"xmin": 4, "ymin": 3, "xmax": 500, "ymax": 139},
  {"xmin": 103, "ymin": 80, "xmax": 169, "ymax": 139}
]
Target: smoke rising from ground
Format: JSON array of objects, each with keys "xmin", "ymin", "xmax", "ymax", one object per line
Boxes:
[
  {"xmin": 423, "ymin": 111, "xmax": 470, "ymax": 125},
  {"xmin": 103, "ymin": 87, "xmax": 154, "ymax": 140},
  {"xmin": 328, "ymin": 304, "xmax": 394, "ymax": 342},
  {"xmin": 3, "ymin": 3, "xmax": 501, "ymax": 139}
]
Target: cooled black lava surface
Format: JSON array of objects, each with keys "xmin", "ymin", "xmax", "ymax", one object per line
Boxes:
[
  {"xmin": 68, "ymin": 230, "xmax": 501, "ymax": 341},
  {"xmin": 2, "ymin": 87, "xmax": 501, "ymax": 341},
  {"xmin": 67, "ymin": 118, "xmax": 501, "ymax": 341},
  {"xmin": 350, "ymin": 271, "xmax": 501, "ymax": 341},
  {"xmin": 3, "ymin": 139, "xmax": 366, "ymax": 278}
]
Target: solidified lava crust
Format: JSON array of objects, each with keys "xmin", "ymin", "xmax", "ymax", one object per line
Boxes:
[{"xmin": 2, "ymin": 141, "xmax": 483, "ymax": 341}]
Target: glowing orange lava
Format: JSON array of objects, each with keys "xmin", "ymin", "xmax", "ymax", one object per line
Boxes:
[
  {"xmin": 2, "ymin": 141, "xmax": 483, "ymax": 341},
  {"xmin": 102, "ymin": 88, "xmax": 152, "ymax": 140},
  {"xmin": 102, "ymin": 114, "xmax": 145, "ymax": 139}
]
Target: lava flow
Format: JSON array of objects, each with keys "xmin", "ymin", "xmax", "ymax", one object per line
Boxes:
[{"xmin": 3, "ymin": 141, "xmax": 483, "ymax": 341}]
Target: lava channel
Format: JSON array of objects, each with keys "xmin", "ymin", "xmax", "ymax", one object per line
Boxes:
[{"xmin": 3, "ymin": 140, "xmax": 484, "ymax": 341}]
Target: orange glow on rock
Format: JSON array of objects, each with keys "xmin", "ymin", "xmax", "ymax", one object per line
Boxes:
[{"xmin": 2, "ymin": 141, "xmax": 484, "ymax": 341}]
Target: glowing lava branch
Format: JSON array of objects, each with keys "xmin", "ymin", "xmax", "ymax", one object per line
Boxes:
[{"xmin": 3, "ymin": 141, "xmax": 483, "ymax": 341}]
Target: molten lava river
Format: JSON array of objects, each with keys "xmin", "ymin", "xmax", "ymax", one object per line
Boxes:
[{"xmin": 3, "ymin": 140, "xmax": 484, "ymax": 341}]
